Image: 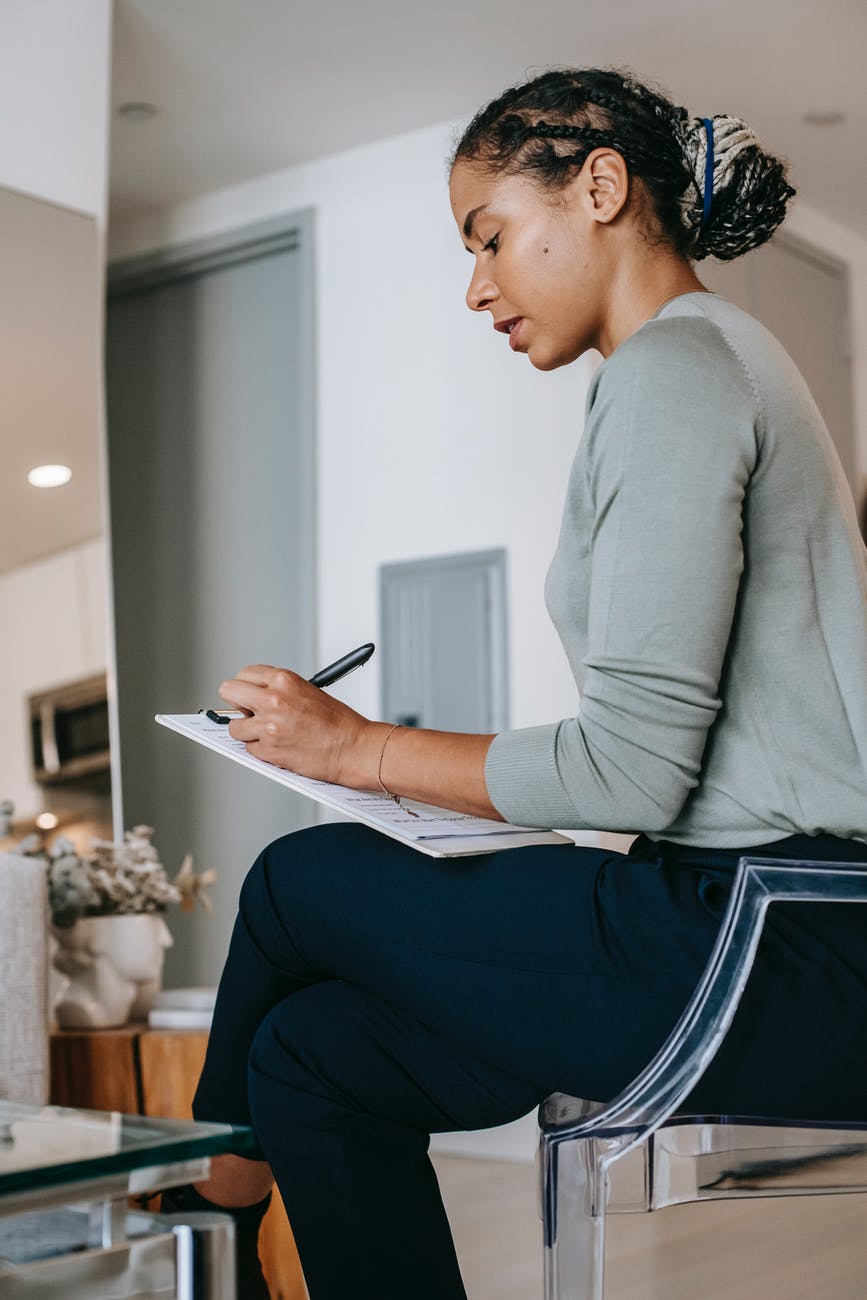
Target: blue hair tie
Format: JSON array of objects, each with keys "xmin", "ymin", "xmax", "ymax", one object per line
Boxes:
[{"xmin": 700, "ymin": 117, "xmax": 715, "ymax": 232}]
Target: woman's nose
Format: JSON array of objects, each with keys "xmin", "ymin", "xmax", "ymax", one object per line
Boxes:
[{"xmin": 466, "ymin": 263, "xmax": 498, "ymax": 312}]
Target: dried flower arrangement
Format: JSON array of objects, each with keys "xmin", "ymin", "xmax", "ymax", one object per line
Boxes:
[{"xmin": 3, "ymin": 806, "xmax": 214, "ymax": 928}]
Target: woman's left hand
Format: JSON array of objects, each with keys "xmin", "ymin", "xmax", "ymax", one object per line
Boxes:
[{"xmin": 219, "ymin": 665, "xmax": 376, "ymax": 786}]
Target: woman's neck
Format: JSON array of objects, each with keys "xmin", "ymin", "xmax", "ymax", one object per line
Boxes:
[{"xmin": 596, "ymin": 255, "xmax": 708, "ymax": 357}]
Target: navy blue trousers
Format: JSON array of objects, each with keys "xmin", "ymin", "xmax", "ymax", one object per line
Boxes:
[{"xmin": 193, "ymin": 823, "xmax": 867, "ymax": 1300}]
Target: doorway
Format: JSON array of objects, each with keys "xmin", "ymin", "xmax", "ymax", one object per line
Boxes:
[{"xmin": 105, "ymin": 214, "xmax": 316, "ymax": 986}]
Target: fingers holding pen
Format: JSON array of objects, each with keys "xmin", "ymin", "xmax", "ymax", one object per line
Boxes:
[
  {"xmin": 220, "ymin": 673, "xmax": 279, "ymax": 744},
  {"xmin": 220, "ymin": 665, "xmax": 327, "ymax": 760},
  {"xmin": 217, "ymin": 658, "xmax": 373, "ymax": 782},
  {"xmin": 232, "ymin": 664, "xmax": 290, "ymax": 688},
  {"xmin": 220, "ymin": 668, "xmax": 307, "ymax": 720},
  {"xmin": 221, "ymin": 665, "xmax": 285, "ymax": 702},
  {"xmin": 219, "ymin": 675, "xmax": 267, "ymax": 714},
  {"xmin": 225, "ymin": 713, "xmax": 262, "ymax": 744}
]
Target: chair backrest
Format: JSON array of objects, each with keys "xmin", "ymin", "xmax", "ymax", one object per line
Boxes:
[
  {"xmin": 0, "ymin": 853, "xmax": 49, "ymax": 1105},
  {"xmin": 540, "ymin": 856, "xmax": 867, "ymax": 1156}
]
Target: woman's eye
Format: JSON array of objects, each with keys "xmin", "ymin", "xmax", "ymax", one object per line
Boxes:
[{"xmin": 482, "ymin": 234, "xmax": 499, "ymax": 254}]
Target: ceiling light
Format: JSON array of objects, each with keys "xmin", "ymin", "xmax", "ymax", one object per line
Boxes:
[
  {"xmin": 802, "ymin": 110, "xmax": 845, "ymax": 127},
  {"xmin": 36, "ymin": 812, "xmax": 59, "ymax": 831},
  {"xmin": 28, "ymin": 464, "xmax": 72, "ymax": 488},
  {"xmin": 117, "ymin": 101, "xmax": 158, "ymax": 122}
]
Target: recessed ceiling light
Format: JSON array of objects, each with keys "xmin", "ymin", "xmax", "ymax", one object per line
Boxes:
[
  {"xmin": 36, "ymin": 812, "xmax": 59, "ymax": 831},
  {"xmin": 28, "ymin": 464, "xmax": 72, "ymax": 488},
  {"xmin": 117, "ymin": 101, "xmax": 158, "ymax": 122},
  {"xmin": 802, "ymin": 110, "xmax": 845, "ymax": 127}
]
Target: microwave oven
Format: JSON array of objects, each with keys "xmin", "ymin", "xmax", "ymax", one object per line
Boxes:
[{"xmin": 29, "ymin": 673, "xmax": 111, "ymax": 785}]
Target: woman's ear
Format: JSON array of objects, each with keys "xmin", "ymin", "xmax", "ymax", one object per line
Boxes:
[{"xmin": 574, "ymin": 148, "xmax": 630, "ymax": 225}]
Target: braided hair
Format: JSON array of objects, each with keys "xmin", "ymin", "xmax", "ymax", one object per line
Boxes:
[{"xmin": 451, "ymin": 68, "xmax": 795, "ymax": 262}]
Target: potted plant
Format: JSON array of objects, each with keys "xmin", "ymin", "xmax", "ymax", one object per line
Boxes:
[{"xmin": 6, "ymin": 813, "xmax": 213, "ymax": 1029}]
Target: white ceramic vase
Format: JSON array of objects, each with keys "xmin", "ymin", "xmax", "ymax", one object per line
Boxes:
[{"xmin": 52, "ymin": 913, "xmax": 174, "ymax": 1029}]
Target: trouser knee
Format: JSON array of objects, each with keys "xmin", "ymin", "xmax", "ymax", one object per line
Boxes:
[
  {"xmin": 246, "ymin": 1002, "xmax": 339, "ymax": 1136},
  {"xmin": 237, "ymin": 832, "xmax": 304, "ymax": 922},
  {"xmin": 239, "ymin": 823, "xmax": 377, "ymax": 939}
]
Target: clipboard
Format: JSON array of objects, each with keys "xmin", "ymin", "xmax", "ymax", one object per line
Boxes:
[{"xmin": 156, "ymin": 713, "xmax": 573, "ymax": 858}]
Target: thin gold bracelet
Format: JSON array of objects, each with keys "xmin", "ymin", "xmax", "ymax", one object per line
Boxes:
[{"xmin": 377, "ymin": 723, "xmax": 402, "ymax": 801}]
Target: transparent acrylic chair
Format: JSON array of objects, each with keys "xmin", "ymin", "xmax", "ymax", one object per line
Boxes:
[{"xmin": 538, "ymin": 854, "xmax": 867, "ymax": 1299}]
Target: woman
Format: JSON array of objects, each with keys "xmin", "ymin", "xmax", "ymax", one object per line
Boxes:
[{"xmin": 164, "ymin": 68, "xmax": 867, "ymax": 1299}]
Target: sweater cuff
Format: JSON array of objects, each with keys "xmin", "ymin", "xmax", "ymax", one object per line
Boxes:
[{"xmin": 484, "ymin": 723, "xmax": 580, "ymax": 829}]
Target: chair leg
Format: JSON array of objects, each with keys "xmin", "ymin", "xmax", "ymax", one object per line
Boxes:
[{"xmin": 540, "ymin": 1133, "xmax": 606, "ymax": 1300}]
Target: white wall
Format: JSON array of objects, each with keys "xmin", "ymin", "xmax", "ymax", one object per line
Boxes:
[
  {"xmin": 0, "ymin": 0, "xmax": 112, "ymax": 223},
  {"xmin": 0, "ymin": 538, "xmax": 110, "ymax": 819}
]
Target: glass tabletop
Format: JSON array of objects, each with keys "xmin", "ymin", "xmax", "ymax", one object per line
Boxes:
[{"xmin": 0, "ymin": 1099, "xmax": 256, "ymax": 1198}]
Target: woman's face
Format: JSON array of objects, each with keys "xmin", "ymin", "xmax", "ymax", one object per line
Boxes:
[{"xmin": 449, "ymin": 159, "xmax": 610, "ymax": 370}]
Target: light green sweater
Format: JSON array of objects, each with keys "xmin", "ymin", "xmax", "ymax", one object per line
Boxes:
[{"xmin": 485, "ymin": 292, "xmax": 867, "ymax": 848}]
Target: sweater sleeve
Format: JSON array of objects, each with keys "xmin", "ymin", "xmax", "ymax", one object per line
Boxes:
[{"xmin": 485, "ymin": 316, "xmax": 760, "ymax": 831}]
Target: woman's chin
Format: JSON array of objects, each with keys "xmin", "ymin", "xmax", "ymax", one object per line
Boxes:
[
  {"xmin": 529, "ymin": 336, "xmax": 591, "ymax": 371},
  {"xmin": 529, "ymin": 347, "xmax": 572, "ymax": 372}
]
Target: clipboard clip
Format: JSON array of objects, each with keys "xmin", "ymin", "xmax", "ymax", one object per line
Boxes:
[{"xmin": 198, "ymin": 708, "xmax": 233, "ymax": 725}]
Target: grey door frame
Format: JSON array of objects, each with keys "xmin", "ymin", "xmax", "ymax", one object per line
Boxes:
[{"xmin": 105, "ymin": 208, "xmax": 317, "ymax": 833}]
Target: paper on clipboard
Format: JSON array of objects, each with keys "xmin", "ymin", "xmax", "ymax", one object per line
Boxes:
[{"xmin": 155, "ymin": 713, "xmax": 573, "ymax": 858}]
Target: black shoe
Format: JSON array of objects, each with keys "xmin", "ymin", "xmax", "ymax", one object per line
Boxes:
[{"xmin": 160, "ymin": 1182, "xmax": 272, "ymax": 1299}]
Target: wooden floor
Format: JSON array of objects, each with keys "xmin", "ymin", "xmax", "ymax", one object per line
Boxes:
[{"xmin": 430, "ymin": 1153, "xmax": 867, "ymax": 1299}]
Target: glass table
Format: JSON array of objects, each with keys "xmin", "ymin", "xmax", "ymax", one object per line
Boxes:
[{"xmin": 0, "ymin": 1099, "xmax": 258, "ymax": 1298}]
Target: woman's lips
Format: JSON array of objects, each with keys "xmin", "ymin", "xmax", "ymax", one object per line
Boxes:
[
  {"xmin": 493, "ymin": 315, "xmax": 526, "ymax": 351},
  {"xmin": 508, "ymin": 318, "xmax": 525, "ymax": 351}
]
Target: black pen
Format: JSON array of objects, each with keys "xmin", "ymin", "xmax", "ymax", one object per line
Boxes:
[
  {"xmin": 308, "ymin": 642, "xmax": 375, "ymax": 689},
  {"xmin": 308, "ymin": 641, "xmax": 416, "ymax": 813},
  {"xmin": 201, "ymin": 644, "xmax": 374, "ymax": 722}
]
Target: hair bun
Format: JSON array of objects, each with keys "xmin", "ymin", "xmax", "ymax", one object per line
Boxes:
[{"xmin": 676, "ymin": 114, "xmax": 796, "ymax": 261}]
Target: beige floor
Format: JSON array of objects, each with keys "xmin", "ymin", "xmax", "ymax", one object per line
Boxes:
[{"xmin": 431, "ymin": 1153, "xmax": 867, "ymax": 1299}]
